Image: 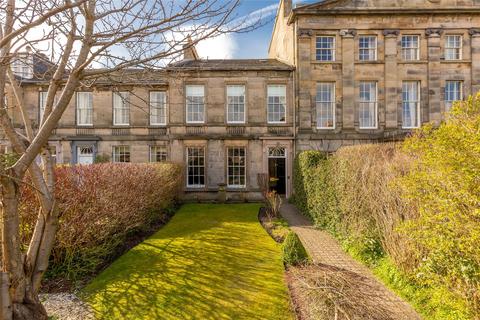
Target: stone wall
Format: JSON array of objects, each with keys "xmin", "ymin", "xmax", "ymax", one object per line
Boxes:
[{"xmin": 291, "ymin": 10, "xmax": 480, "ymax": 151}]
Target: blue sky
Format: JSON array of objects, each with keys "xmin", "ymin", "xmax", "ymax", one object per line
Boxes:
[
  {"xmin": 232, "ymin": 0, "xmax": 283, "ymax": 58},
  {"xmin": 195, "ymin": 0, "xmax": 315, "ymax": 59}
]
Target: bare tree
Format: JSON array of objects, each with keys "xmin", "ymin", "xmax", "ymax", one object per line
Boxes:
[{"xmin": 0, "ymin": 0, "xmax": 259, "ymax": 318}]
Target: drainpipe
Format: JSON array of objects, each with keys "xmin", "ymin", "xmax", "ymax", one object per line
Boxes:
[{"xmin": 291, "ymin": 16, "xmax": 298, "ymax": 197}]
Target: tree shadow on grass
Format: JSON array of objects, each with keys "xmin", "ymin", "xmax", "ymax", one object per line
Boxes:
[{"xmin": 82, "ymin": 204, "xmax": 292, "ymax": 320}]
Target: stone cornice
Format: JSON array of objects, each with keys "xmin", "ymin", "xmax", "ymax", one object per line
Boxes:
[{"xmin": 288, "ymin": 8, "xmax": 480, "ymax": 25}]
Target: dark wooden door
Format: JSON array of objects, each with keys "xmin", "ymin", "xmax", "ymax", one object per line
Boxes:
[{"xmin": 268, "ymin": 158, "xmax": 286, "ymax": 195}]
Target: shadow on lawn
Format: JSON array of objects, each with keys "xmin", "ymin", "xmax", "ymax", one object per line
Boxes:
[{"xmin": 82, "ymin": 204, "xmax": 291, "ymax": 320}]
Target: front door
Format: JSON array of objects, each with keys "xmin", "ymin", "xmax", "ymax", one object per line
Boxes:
[
  {"xmin": 268, "ymin": 158, "xmax": 286, "ymax": 195},
  {"xmin": 268, "ymin": 147, "xmax": 287, "ymax": 195},
  {"xmin": 77, "ymin": 146, "xmax": 94, "ymax": 164}
]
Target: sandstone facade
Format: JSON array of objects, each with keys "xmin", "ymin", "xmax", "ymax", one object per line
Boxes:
[{"xmin": 5, "ymin": 0, "xmax": 480, "ymax": 200}]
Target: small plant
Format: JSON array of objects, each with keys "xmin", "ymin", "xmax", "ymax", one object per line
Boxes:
[
  {"xmin": 282, "ymin": 231, "xmax": 309, "ymax": 266},
  {"xmin": 94, "ymin": 153, "xmax": 110, "ymax": 163},
  {"xmin": 265, "ymin": 191, "xmax": 282, "ymax": 220}
]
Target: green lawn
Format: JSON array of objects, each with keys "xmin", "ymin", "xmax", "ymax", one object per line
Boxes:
[{"xmin": 83, "ymin": 204, "xmax": 293, "ymax": 320}]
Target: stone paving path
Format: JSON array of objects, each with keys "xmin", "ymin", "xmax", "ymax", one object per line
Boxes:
[{"xmin": 281, "ymin": 202, "xmax": 421, "ymax": 320}]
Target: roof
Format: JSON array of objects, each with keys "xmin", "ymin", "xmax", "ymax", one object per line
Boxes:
[{"xmin": 168, "ymin": 59, "xmax": 294, "ymax": 71}]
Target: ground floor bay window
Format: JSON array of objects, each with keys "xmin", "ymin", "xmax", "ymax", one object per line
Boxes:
[
  {"xmin": 187, "ymin": 147, "xmax": 205, "ymax": 188},
  {"xmin": 227, "ymin": 147, "xmax": 246, "ymax": 188}
]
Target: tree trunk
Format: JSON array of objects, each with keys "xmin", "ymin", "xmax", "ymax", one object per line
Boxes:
[
  {"xmin": 1, "ymin": 175, "xmax": 48, "ymax": 320},
  {"xmin": 1, "ymin": 272, "xmax": 12, "ymax": 320}
]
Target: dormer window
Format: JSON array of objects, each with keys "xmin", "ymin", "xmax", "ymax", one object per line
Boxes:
[{"xmin": 11, "ymin": 54, "xmax": 33, "ymax": 79}]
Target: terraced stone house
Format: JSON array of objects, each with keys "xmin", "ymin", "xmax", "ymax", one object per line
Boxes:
[{"xmin": 5, "ymin": 0, "xmax": 480, "ymax": 200}]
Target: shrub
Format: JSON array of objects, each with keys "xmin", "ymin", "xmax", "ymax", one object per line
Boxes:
[
  {"xmin": 399, "ymin": 94, "xmax": 480, "ymax": 313},
  {"xmin": 19, "ymin": 163, "xmax": 183, "ymax": 282},
  {"xmin": 292, "ymin": 95, "xmax": 480, "ymax": 317},
  {"xmin": 282, "ymin": 232, "xmax": 309, "ymax": 266},
  {"xmin": 265, "ymin": 191, "xmax": 282, "ymax": 220}
]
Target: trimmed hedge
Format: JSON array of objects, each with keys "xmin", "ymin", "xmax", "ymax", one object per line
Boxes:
[
  {"xmin": 282, "ymin": 231, "xmax": 309, "ymax": 266},
  {"xmin": 292, "ymin": 95, "xmax": 480, "ymax": 320},
  {"xmin": 19, "ymin": 163, "xmax": 183, "ymax": 281}
]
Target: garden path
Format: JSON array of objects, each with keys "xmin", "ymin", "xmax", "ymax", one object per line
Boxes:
[{"xmin": 280, "ymin": 202, "xmax": 421, "ymax": 320}]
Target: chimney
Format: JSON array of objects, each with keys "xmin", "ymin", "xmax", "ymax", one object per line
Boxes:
[
  {"xmin": 183, "ymin": 36, "xmax": 199, "ymax": 60},
  {"xmin": 283, "ymin": 0, "xmax": 292, "ymax": 17}
]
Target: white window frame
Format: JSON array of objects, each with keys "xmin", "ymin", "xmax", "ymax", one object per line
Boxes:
[
  {"xmin": 39, "ymin": 91, "xmax": 48, "ymax": 123},
  {"xmin": 76, "ymin": 92, "xmax": 93, "ymax": 126},
  {"xmin": 150, "ymin": 91, "xmax": 167, "ymax": 126},
  {"xmin": 227, "ymin": 147, "xmax": 246, "ymax": 188},
  {"xmin": 267, "ymin": 85, "xmax": 287, "ymax": 124},
  {"xmin": 226, "ymin": 85, "xmax": 246, "ymax": 124},
  {"xmin": 359, "ymin": 36, "xmax": 377, "ymax": 61},
  {"xmin": 445, "ymin": 80, "xmax": 463, "ymax": 112},
  {"xmin": 11, "ymin": 55, "xmax": 33, "ymax": 79},
  {"xmin": 112, "ymin": 145, "xmax": 130, "ymax": 163},
  {"xmin": 186, "ymin": 85, "xmax": 205, "ymax": 124},
  {"xmin": 113, "ymin": 91, "xmax": 130, "ymax": 126},
  {"xmin": 149, "ymin": 146, "xmax": 168, "ymax": 162},
  {"xmin": 316, "ymin": 82, "xmax": 336, "ymax": 129},
  {"xmin": 358, "ymin": 81, "xmax": 378, "ymax": 129},
  {"xmin": 445, "ymin": 35, "xmax": 463, "ymax": 61},
  {"xmin": 402, "ymin": 81, "xmax": 421, "ymax": 129},
  {"xmin": 49, "ymin": 145, "xmax": 57, "ymax": 165},
  {"xmin": 186, "ymin": 147, "xmax": 205, "ymax": 188},
  {"xmin": 316, "ymin": 36, "xmax": 336, "ymax": 62},
  {"xmin": 401, "ymin": 35, "xmax": 420, "ymax": 61}
]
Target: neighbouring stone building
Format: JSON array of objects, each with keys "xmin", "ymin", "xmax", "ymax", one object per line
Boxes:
[{"xmin": 5, "ymin": 0, "xmax": 480, "ymax": 200}]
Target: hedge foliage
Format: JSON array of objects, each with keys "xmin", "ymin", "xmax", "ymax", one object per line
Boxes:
[
  {"xmin": 292, "ymin": 95, "xmax": 480, "ymax": 318},
  {"xmin": 19, "ymin": 163, "xmax": 183, "ymax": 282},
  {"xmin": 282, "ymin": 231, "xmax": 309, "ymax": 266}
]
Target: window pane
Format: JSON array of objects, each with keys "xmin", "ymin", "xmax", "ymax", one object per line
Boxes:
[
  {"xmin": 316, "ymin": 83, "xmax": 335, "ymax": 128},
  {"xmin": 77, "ymin": 92, "xmax": 93, "ymax": 125},
  {"xmin": 402, "ymin": 81, "xmax": 420, "ymax": 128},
  {"xmin": 445, "ymin": 81, "xmax": 463, "ymax": 112},
  {"xmin": 113, "ymin": 92, "xmax": 129, "ymax": 125},
  {"xmin": 187, "ymin": 147, "xmax": 205, "ymax": 187},
  {"xmin": 267, "ymin": 85, "xmax": 286, "ymax": 123},
  {"xmin": 150, "ymin": 146, "xmax": 167, "ymax": 162},
  {"xmin": 359, "ymin": 36, "xmax": 377, "ymax": 61},
  {"xmin": 401, "ymin": 35, "xmax": 419, "ymax": 61},
  {"xmin": 227, "ymin": 147, "xmax": 246, "ymax": 188},
  {"xmin": 150, "ymin": 91, "xmax": 167, "ymax": 125},
  {"xmin": 112, "ymin": 145, "xmax": 130, "ymax": 163},
  {"xmin": 227, "ymin": 85, "xmax": 245, "ymax": 123},
  {"xmin": 186, "ymin": 85, "xmax": 205, "ymax": 123},
  {"xmin": 445, "ymin": 35, "xmax": 462, "ymax": 60},
  {"xmin": 316, "ymin": 36, "xmax": 335, "ymax": 61},
  {"xmin": 39, "ymin": 91, "xmax": 48, "ymax": 123},
  {"xmin": 359, "ymin": 82, "xmax": 377, "ymax": 128}
]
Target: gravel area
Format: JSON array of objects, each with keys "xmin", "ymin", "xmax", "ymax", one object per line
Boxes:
[{"xmin": 40, "ymin": 293, "xmax": 94, "ymax": 320}]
